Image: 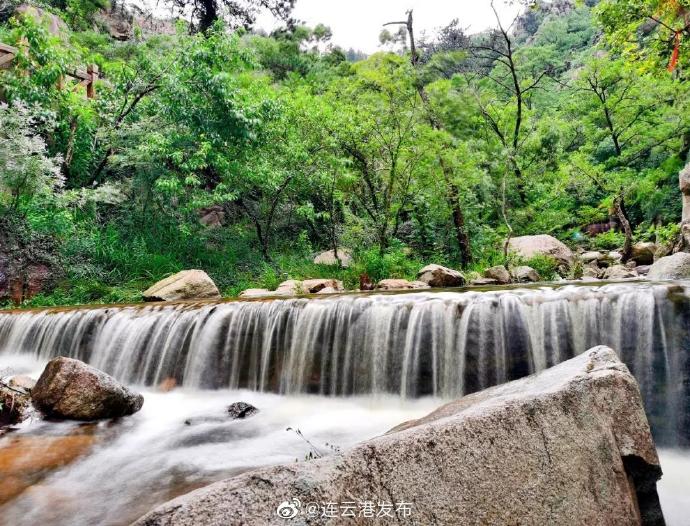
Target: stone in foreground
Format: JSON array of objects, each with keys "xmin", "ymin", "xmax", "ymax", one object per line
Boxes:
[
  {"xmin": 32, "ymin": 357, "xmax": 144, "ymax": 420},
  {"xmin": 135, "ymin": 347, "xmax": 664, "ymax": 526},
  {"xmin": 143, "ymin": 270, "xmax": 221, "ymax": 302},
  {"xmin": 416, "ymin": 264, "xmax": 465, "ymax": 287},
  {"xmin": 508, "ymin": 234, "xmax": 574, "ymax": 266},
  {"xmin": 648, "ymin": 252, "xmax": 690, "ymax": 280}
]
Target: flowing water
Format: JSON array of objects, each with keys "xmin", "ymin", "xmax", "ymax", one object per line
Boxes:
[{"xmin": 0, "ymin": 281, "xmax": 689, "ymax": 524}]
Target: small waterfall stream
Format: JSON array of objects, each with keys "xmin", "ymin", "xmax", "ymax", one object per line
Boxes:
[{"xmin": 1, "ymin": 281, "xmax": 689, "ymax": 445}]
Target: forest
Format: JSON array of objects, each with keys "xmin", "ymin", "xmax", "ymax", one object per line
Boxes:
[{"xmin": 0, "ymin": 0, "xmax": 689, "ymax": 306}]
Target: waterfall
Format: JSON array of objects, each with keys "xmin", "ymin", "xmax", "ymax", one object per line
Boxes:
[{"xmin": 1, "ymin": 282, "xmax": 689, "ymax": 445}]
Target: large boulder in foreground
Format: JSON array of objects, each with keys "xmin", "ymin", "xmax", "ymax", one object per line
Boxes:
[
  {"xmin": 143, "ymin": 270, "xmax": 221, "ymax": 302},
  {"xmin": 135, "ymin": 347, "xmax": 663, "ymax": 526},
  {"xmin": 647, "ymin": 252, "xmax": 690, "ymax": 280},
  {"xmin": 32, "ymin": 357, "xmax": 144, "ymax": 420},
  {"xmin": 508, "ymin": 234, "xmax": 574, "ymax": 266},
  {"xmin": 417, "ymin": 264, "xmax": 465, "ymax": 287}
]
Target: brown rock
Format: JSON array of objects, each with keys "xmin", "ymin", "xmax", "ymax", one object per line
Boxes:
[
  {"xmin": 484, "ymin": 265, "xmax": 511, "ymax": 284},
  {"xmin": 32, "ymin": 357, "xmax": 144, "ymax": 421},
  {"xmin": 631, "ymin": 242, "xmax": 657, "ymax": 266},
  {"xmin": 301, "ymin": 279, "xmax": 344, "ymax": 294},
  {"xmin": 416, "ymin": 264, "xmax": 465, "ymax": 287},
  {"xmin": 143, "ymin": 270, "xmax": 221, "ymax": 302},
  {"xmin": 0, "ymin": 383, "xmax": 30, "ymax": 427},
  {"xmin": 0, "ymin": 431, "xmax": 97, "ymax": 505},
  {"xmin": 135, "ymin": 347, "xmax": 664, "ymax": 526}
]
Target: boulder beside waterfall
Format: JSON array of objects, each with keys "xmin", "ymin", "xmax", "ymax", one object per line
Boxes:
[
  {"xmin": 508, "ymin": 234, "xmax": 574, "ymax": 266},
  {"xmin": 416, "ymin": 264, "xmax": 465, "ymax": 287},
  {"xmin": 647, "ymin": 252, "xmax": 690, "ymax": 280},
  {"xmin": 134, "ymin": 347, "xmax": 664, "ymax": 526},
  {"xmin": 143, "ymin": 270, "xmax": 221, "ymax": 302},
  {"xmin": 32, "ymin": 357, "xmax": 144, "ymax": 420}
]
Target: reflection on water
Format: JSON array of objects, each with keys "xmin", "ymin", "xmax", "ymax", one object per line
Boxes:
[{"xmin": 0, "ymin": 389, "xmax": 441, "ymax": 526}]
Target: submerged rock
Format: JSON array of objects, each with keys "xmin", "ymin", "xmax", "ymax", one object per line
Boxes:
[
  {"xmin": 135, "ymin": 347, "xmax": 664, "ymax": 526},
  {"xmin": 143, "ymin": 270, "xmax": 221, "ymax": 302},
  {"xmin": 32, "ymin": 357, "xmax": 144, "ymax": 421},
  {"xmin": 470, "ymin": 277, "xmax": 500, "ymax": 286},
  {"xmin": 484, "ymin": 265, "xmax": 511, "ymax": 284},
  {"xmin": 648, "ymin": 252, "xmax": 690, "ymax": 280},
  {"xmin": 227, "ymin": 402, "xmax": 258, "ymax": 420},
  {"xmin": 416, "ymin": 264, "xmax": 465, "ymax": 287},
  {"xmin": 508, "ymin": 234, "xmax": 574, "ymax": 266}
]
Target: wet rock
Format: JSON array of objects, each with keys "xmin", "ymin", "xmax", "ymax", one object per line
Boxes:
[
  {"xmin": 0, "ymin": 382, "xmax": 31, "ymax": 427},
  {"xmin": 631, "ymin": 242, "xmax": 656, "ymax": 266},
  {"xmin": 0, "ymin": 431, "xmax": 98, "ymax": 505},
  {"xmin": 416, "ymin": 264, "xmax": 465, "ymax": 288},
  {"xmin": 511, "ymin": 266, "xmax": 540, "ymax": 283},
  {"xmin": 313, "ymin": 249, "xmax": 353, "ymax": 268},
  {"xmin": 143, "ymin": 270, "xmax": 221, "ymax": 302},
  {"xmin": 316, "ymin": 287, "xmax": 338, "ymax": 295},
  {"xmin": 8, "ymin": 375, "xmax": 36, "ymax": 392},
  {"xmin": 648, "ymin": 252, "xmax": 690, "ymax": 280},
  {"xmin": 302, "ymin": 279, "xmax": 344, "ymax": 294},
  {"xmin": 507, "ymin": 235, "xmax": 574, "ymax": 266},
  {"xmin": 602, "ymin": 265, "xmax": 637, "ymax": 280},
  {"xmin": 32, "ymin": 357, "xmax": 144, "ymax": 421},
  {"xmin": 376, "ymin": 279, "xmax": 431, "ymax": 291},
  {"xmin": 136, "ymin": 347, "xmax": 664, "ymax": 526},
  {"xmin": 484, "ymin": 265, "xmax": 511, "ymax": 284},
  {"xmin": 227, "ymin": 402, "xmax": 258, "ymax": 420}
]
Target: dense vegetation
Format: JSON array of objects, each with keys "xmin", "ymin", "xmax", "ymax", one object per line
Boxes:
[{"xmin": 0, "ymin": 0, "xmax": 688, "ymax": 307}]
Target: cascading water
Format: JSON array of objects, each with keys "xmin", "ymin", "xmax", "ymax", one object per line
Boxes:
[
  {"xmin": 1, "ymin": 282, "xmax": 689, "ymax": 444},
  {"xmin": 1, "ymin": 281, "xmax": 690, "ymax": 526}
]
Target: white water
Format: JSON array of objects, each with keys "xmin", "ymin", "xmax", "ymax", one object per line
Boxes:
[
  {"xmin": 0, "ymin": 382, "xmax": 441, "ymax": 525},
  {"xmin": 1, "ymin": 283, "xmax": 689, "ymax": 524}
]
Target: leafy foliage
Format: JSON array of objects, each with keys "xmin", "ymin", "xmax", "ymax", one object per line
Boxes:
[{"xmin": 1, "ymin": 1, "xmax": 689, "ymax": 307}]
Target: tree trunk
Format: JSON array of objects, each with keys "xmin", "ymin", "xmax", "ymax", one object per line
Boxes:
[{"xmin": 614, "ymin": 191, "xmax": 633, "ymax": 262}]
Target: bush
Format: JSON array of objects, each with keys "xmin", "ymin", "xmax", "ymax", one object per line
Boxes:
[
  {"xmin": 590, "ymin": 230, "xmax": 625, "ymax": 251},
  {"xmin": 523, "ymin": 254, "xmax": 560, "ymax": 281}
]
